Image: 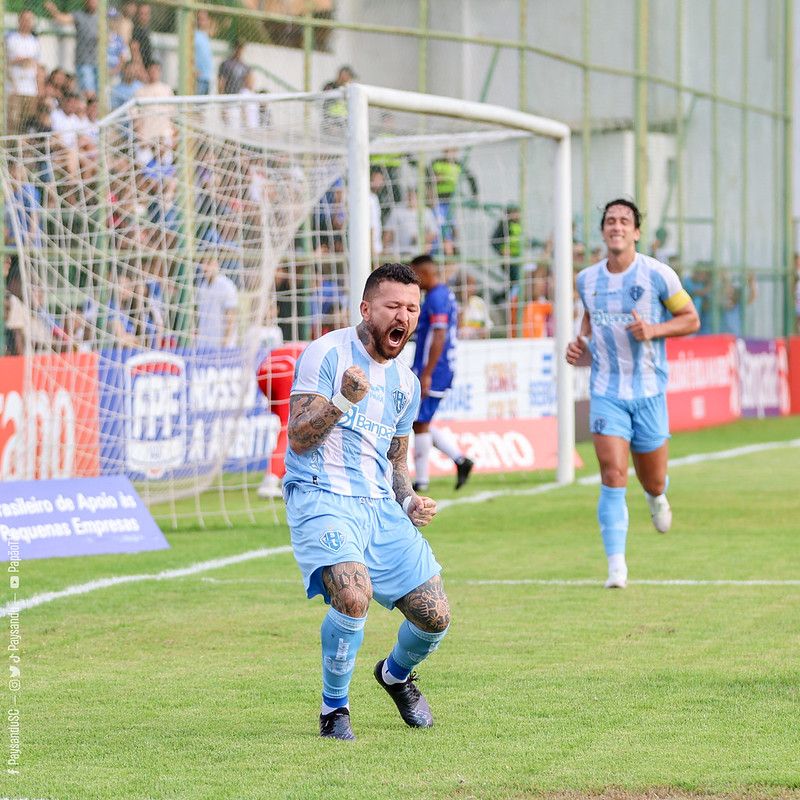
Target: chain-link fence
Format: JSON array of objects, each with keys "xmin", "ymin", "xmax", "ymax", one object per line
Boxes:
[{"xmin": 2, "ymin": 0, "xmax": 795, "ymax": 338}]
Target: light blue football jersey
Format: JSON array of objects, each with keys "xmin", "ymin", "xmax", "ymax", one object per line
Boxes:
[
  {"xmin": 283, "ymin": 326, "xmax": 421, "ymax": 498},
  {"xmin": 576, "ymin": 253, "xmax": 690, "ymax": 400}
]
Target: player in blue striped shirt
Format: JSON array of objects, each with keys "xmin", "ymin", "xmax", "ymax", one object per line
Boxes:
[
  {"xmin": 284, "ymin": 262, "xmax": 450, "ymax": 740},
  {"xmin": 566, "ymin": 199, "xmax": 700, "ymax": 589}
]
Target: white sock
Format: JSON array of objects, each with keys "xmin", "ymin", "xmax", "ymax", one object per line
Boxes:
[
  {"xmin": 430, "ymin": 425, "xmax": 463, "ymax": 463},
  {"xmin": 414, "ymin": 432, "xmax": 433, "ymax": 485},
  {"xmin": 381, "ymin": 661, "xmax": 405, "ymax": 685},
  {"xmin": 607, "ymin": 553, "xmax": 627, "ymax": 574},
  {"xmin": 321, "ymin": 700, "xmax": 349, "ymax": 715}
]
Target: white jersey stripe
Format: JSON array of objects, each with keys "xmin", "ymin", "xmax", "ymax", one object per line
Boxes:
[{"xmin": 577, "ymin": 253, "xmax": 686, "ymax": 400}]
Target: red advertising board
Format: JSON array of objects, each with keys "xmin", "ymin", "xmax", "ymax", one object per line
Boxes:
[
  {"xmin": 789, "ymin": 337, "xmax": 800, "ymax": 416},
  {"xmin": 0, "ymin": 353, "xmax": 101, "ymax": 480},
  {"xmin": 665, "ymin": 335, "xmax": 739, "ymax": 431},
  {"xmin": 422, "ymin": 417, "xmax": 583, "ymax": 477}
]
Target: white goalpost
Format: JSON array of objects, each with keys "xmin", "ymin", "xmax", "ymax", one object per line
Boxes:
[
  {"xmin": 345, "ymin": 84, "xmax": 574, "ymax": 484},
  {"xmin": 0, "ymin": 85, "xmax": 574, "ymax": 526}
]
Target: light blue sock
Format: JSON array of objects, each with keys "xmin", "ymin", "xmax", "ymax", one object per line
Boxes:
[
  {"xmin": 387, "ymin": 620, "xmax": 449, "ymax": 679},
  {"xmin": 597, "ymin": 484, "xmax": 629, "ymax": 556},
  {"xmin": 320, "ymin": 607, "xmax": 366, "ymax": 704}
]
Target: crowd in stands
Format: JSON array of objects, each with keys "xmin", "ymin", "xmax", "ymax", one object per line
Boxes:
[{"xmin": 2, "ymin": 4, "xmax": 554, "ymax": 357}]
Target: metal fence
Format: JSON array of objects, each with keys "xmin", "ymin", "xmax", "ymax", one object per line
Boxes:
[{"xmin": 2, "ymin": 0, "xmax": 795, "ymax": 338}]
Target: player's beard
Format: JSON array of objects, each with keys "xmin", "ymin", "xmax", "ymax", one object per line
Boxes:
[{"xmin": 364, "ymin": 319, "xmax": 412, "ymax": 361}]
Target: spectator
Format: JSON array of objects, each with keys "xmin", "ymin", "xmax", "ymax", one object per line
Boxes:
[
  {"xmin": 218, "ymin": 40, "xmax": 249, "ymax": 96},
  {"xmin": 44, "ymin": 0, "xmax": 100, "ymax": 99},
  {"xmin": 329, "ymin": 64, "xmax": 356, "ymax": 89},
  {"xmin": 369, "ymin": 168, "xmax": 384, "ymax": 260},
  {"xmin": 313, "ymin": 177, "xmax": 346, "ymax": 254},
  {"xmin": 41, "ymin": 68, "xmax": 68, "ymax": 112},
  {"xmin": 309, "ymin": 265, "xmax": 348, "ymax": 339},
  {"xmin": 223, "ymin": 69, "xmax": 260, "ymax": 130},
  {"xmin": 131, "ymin": 3, "xmax": 155, "ymax": 74},
  {"xmin": 5, "ymin": 10, "xmax": 43, "ymax": 135},
  {"xmin": 107, "ymin": 8, "xmax": 130, "ymax": 85},
  {"xmin": 118, "ymin": 2, "xmax": 137, "ymax": 47},
  {"xmin": 5, "ymin": 161, "xmax": 41, "ymax": 249},
  {"xmin": 132, "ymin": 61, "xmax": 176, "ymax": 163},
  {"xmin": 427, "ymin": 148, "xmax": 478, "ymax": 255},
  {"xmin": 682, "ymin": 266, "xmax": 712, "ymax": 334},
  {"xmin": 110, "ymin": 60, "xmax": 143, "ymax": 110},
  {"xmin": 4, "ymin": 258, "xmax": 26, "ymax": 356},
  {"xmin": 490, "ymin": 203, "xmax": 524, "ymax": 331},
  {"xmin": 720, "ymin": 270, "xmax": 757, "ymax": 338},
  {"xmin": 196, "ymin": 255, "xmax": 238, "ymax": 349},
  {"xmin": 50, "ymin": 92, "xmax": 85, "ymax": 180},
  {"xmin": 521, "ymin": 262, "xmax": 553, "ymax": 338},
  {"xmin": 382, "ymin": 187, "xmax": 440, "ymax": 259},
  {"xmin": 454, "ymin": 270, "xmax": 492, "ymax": 340},
  {"xmin": 321, "ymin": 64, "xmax": 355, "ymax": 126},
  {"xmin": 194, "ymin": 10, "xmax": 214, "ymax": 95},
  {"xmin": 108, "ymin": 270, "xmax": 154, "ymax": 349}
]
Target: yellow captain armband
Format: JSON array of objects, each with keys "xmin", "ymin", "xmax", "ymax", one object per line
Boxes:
[{"xmin": 664, "ymin": 289, "xmax": 692, "ymax": 313}]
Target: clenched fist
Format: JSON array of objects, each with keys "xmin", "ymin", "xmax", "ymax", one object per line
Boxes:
[{"xmin": 340, "ymin": 366, "xmax": 370, "ymax": 404}]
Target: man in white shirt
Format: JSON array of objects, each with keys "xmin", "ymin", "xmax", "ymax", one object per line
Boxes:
[
  {"xmin": 195, "ymin": 255, "xmax": 238, "ymax": 350},
  {"xmin": 382, "ymin": 187, "xmax": 440, "ymax": 259},
  {"xmin": 132, "ymin": 61, "xmax": 176, "ymax": 163},
  {"xmin": 5, "ymin": 10, "xmax": 42, "ymax": 134}
]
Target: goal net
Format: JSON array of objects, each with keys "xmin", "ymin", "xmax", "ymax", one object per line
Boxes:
[{"xmin": 0, "ymin": 87, "xmax": 572, "ymax": 526}]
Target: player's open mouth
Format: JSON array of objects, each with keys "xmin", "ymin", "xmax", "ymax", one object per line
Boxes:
[{"xmin": 388, "ymin": 327, "xmax": 405, "ymax": 346}]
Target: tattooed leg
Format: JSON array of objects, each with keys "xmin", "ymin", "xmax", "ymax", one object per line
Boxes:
[
  {"xmin": 381, "ymin": 575, "xmax": 451, "ymax": 683},
  {"xmin": 322, "ymin": 561, "xmax": 373, "ymax": 618},
  {"xmin": 395, "ymin": 574, "xmax": 451, "ymax": 633},
  {"xmin": 319, "ymin": 562, "xmax": 372, "ymax": 710}
]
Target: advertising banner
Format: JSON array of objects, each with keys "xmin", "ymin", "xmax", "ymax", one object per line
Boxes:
[
  {"xmin": 0, "ymin": 353, "xmax": 101, "ymax": 481},
  {"xmin": 419, "ymin": 417, "xmax": 583, "ymax": 477},
  {"xmin": 664, "ymin": 335, "xmax": 740, "ymax": 431},
  {"xmin": 402, "ymin": 338, "xmax": 558, "ymax": 420},
  {"xmin": 789, "ymin": 337, "xmax": 800, "ymax": 415},
  {"xmin": 98, "ymin": 347, "xmax": 281, "ymax": 479},
  {"xmin": 0, "ymin": 476, "xmax": 169, "ymax": 561},
  {"xmin": 737, "ymin": 338, "xmax": 791, "ymax": 418}
]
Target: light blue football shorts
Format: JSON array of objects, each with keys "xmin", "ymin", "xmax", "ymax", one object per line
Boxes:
[
  {"xmin": 589, "ymin": 392, "xmax": 670, "ymax": 453},
  {"xmin": 284, "ymin": 483, "xmax": 442, "ymax": 610}
]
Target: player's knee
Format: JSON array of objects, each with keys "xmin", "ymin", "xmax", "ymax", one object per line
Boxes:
[
  {"xmin": 415, "ymin": 597, "xmax": 451, "ymax": 633},
  {"xmin": 330, "ymin": 584, "xmax": 372, "ymax": 618},
  {"xmin": 600, "ymin": 466, "xmax": 627, "ymax": 486}
]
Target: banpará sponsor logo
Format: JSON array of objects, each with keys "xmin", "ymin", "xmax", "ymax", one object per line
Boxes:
[
  {"xmin": 339, "ymin": 408, "xmax": 394, "ymax": 441},
  {"xmin": 590, "ymin": 310, "xmax": 636, "ymax": 327}
]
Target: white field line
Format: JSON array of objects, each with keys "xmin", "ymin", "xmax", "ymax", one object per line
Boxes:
[
  {"xmin": 469, "ymin": 578, "xmax": 800, "ymax": 586},
  {"xmin": 434, "ymin": 437, "xmax": 800, "ymax": 510},
  {"xmin": 2, "ymin": 438, "xmax": 799, "ymax": 618},
  {"xmin": 0, "ymin": 546, "xmax": 292, "ymax": 617}
]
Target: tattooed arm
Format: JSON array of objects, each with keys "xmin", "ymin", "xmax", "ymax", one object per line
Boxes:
[
  {"xmin": 388, "ymin": 435, "xmax": 436, "ymax": 527},
  {"xmin": 287, "ymin": 365, "xmax": 369, "ymax": 455}
]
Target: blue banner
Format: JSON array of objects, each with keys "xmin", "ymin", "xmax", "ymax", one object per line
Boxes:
[
  {"xmin": 97, "ymin": 346, "xmax": 280, "ymax": 480},
  {"xmin": 0, "ymin": 476, "xmax": 170, "ymax": 561}
]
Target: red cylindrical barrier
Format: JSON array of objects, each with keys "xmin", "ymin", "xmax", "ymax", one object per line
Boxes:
[{"xmin": 257, "ymin": 342, "xmax": 306, "ymax": 478}]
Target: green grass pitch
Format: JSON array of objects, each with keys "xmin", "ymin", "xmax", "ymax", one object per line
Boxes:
[{"xmin": 3, "ymin": 416, "xmax": 800, "ymax": 800}]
